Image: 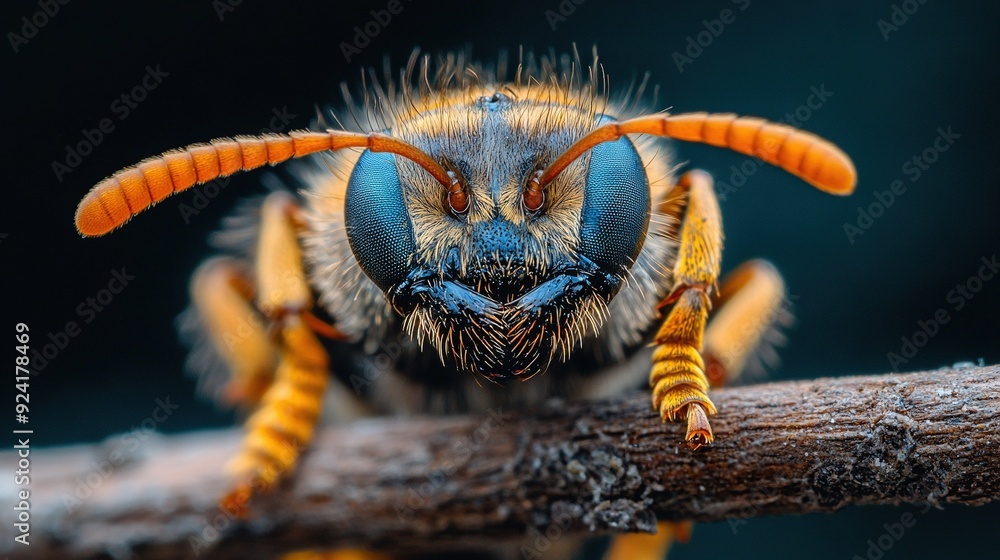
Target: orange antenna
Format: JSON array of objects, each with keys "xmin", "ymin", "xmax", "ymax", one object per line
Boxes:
[
  {"xmin": 75, "ymin": 130, "xmax": 458, "ymax": 237},
  {"xmin": 532, "ymin": 112, "xmax": 856, "ymax": 196}
]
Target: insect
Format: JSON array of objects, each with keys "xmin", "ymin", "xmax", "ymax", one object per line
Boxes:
[{"xmin": 75, "ymin": 51, "xmax": 855, "ymax": 558}]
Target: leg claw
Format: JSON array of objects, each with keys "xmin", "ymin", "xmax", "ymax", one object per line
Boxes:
[
  {"xmin": 684, "ymin": 403, "xmax": 714, "ymax": 450},
  {"xmin": 220, "ymin": 481, "xmax": 254, "ymax": 519}
]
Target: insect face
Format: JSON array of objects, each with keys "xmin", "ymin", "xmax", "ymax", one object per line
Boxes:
[
  {"xmin": 341, "ymin": 93, "xmax": 650, "ymax": 383},
  {"xmin": 75, "ymin": 51, "xmax": 856, "ymax": 520},
  {"xmin": 75, "ymin": 51, "xmax": 853, "ymax": 404}
]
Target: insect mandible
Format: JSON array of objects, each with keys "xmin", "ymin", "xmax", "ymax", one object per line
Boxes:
[{"xmin": 74, "ymin": 51, "xmax": 855, "ymax": 542}]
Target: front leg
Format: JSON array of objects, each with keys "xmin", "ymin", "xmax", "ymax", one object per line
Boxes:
[
  {"xmin": 650, "ymin": 170, "xmax": 722, "ymax": 449},
  {"xmin": 221, "ymin": 192, "xmax": 331, "ymax": 516}
]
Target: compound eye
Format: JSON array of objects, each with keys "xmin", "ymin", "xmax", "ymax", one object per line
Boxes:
[
  {"xmin": 345, "ymin": 150, "xmax": 417, "ymax": 292},
  {"xmin": 578, "ymin": 115, "xmax": 651, "ymax": 275}
]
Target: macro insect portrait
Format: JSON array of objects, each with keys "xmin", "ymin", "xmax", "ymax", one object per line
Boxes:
[
  {"xmin": 70, "ymin": 44, "xmax": 856, "ymax": 552},
  {"xmin": 4, "ymin": 3, "xmax": 999, "ymax": 560},
  {"xmin": 73, "ymin": 43, "xmax": 855, "ymax": 509}
]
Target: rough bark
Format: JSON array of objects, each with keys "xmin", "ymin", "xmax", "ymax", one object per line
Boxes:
[{"xmin": 2, "ymin": 365, "xmax": 998, "ymax": 559}]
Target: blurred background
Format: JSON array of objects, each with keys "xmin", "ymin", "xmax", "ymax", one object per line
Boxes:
[{"xmin": 4, "ymin": 1, "xmax": 998, "ymax": 558}]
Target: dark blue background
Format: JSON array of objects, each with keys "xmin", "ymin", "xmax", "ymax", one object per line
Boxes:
[{"xmin": 4, "ymin": 1, "xmax": 998, "ymax": 558}]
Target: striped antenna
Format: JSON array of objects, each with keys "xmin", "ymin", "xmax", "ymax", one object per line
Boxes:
[
  {"xmin": 532, "ymin": 112, "xmax": 856, "ymax": 195},
  {"xmin": 75, "ymin": 130, "xmax": 457, "ymax": 237}
]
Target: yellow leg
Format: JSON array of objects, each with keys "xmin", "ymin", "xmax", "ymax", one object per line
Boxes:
[
  {"xmin": 189, "ymin": 257, "xmax": 278, "ymax": 407},
  {"xmin": 219, "ymin": 192, "xmax": 330, "ymax": 516},
  {"xmin": 607, "ymin": 171, "xmax": 718, "ymax": 559},
  {"xmin": 603, "ymin": 520, "xmax": 692, "ymax": 560},
  {"xmin": 615, "ymin": 222, "xmax": 791, "ymax": 560},
  {"xmin": 650, "ymin": 170, "xmax": 721, "ymax": 449},
  {"xmin": 704, "ymin": 259, "xmax": 788, "ymax": 388}
]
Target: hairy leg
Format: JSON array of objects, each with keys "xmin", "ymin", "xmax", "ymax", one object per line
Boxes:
[
  {"xmin": 213, "ymin": 192, "xmax": 331, "ymax": 516},
  {"xmin": 704, "ymin": 259, "xmax": 789, "ymax": 388},
  {"xmin": 189, "ymin": 256, "xmax": 278, "ymax": 407},
  {"xmin": 649, "ymin": 170, "xmax": 722, "ymax": 448},
  {"xmin": 607, "ymin": 176, "xmax": 789, "ymax": 560}
]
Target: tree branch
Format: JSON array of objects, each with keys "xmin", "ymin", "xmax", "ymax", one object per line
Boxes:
[{"xmin": 3, "ymin": 365, "xmax": 998, "ymax": 559}]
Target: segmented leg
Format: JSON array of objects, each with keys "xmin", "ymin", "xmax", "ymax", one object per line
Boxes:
[
  {"xmin": 190, "ymin": 257, "xmax": 278, "ymax": 407},
  {"xmin": 604, "ymin": 171, "xmax": 721, "ymax": 560},
  {"xmin": 650, "ymin": 170, "xmax": 722, "ymax": 449},
  {"xmin": 704, "ymin": 259, "xmax": 788, "ymax": 388},
  {"xmin": 220, "ymin": 192, "xmax": 330, "ymax": 516},
  {"xmin": 610, "ymin": 250, "xmax": 788, "ymax": 560},
  {"xmin": 603, "ymin": 521, "xmax": 692, "ymax": 560}
]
